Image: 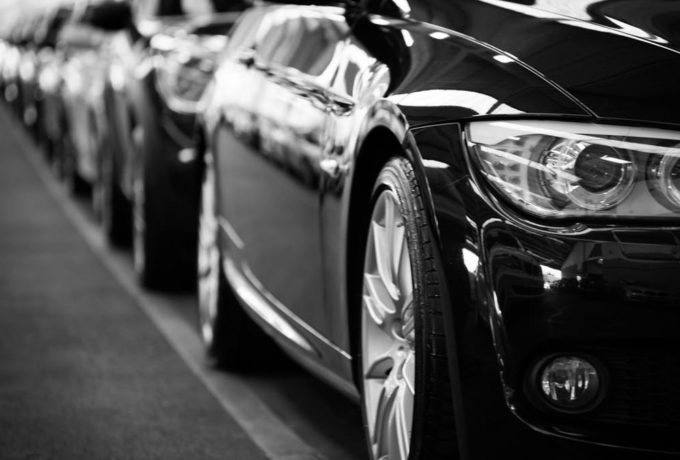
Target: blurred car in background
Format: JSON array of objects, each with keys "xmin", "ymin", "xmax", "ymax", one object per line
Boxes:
[
  {"xmin": 0, "ymin": 16, "xmax": 13, "ymax": 96},
  {"xmin": 194, "ymin": 1, "xmax": 680, "ymax": 459},
  {"xmin": 55, "ymin": 2, "xmax": 121, "ymax": 196},
  {"xmin": 15, "ymin": 13, "xmax": 42, "ymax": 130},
  {"xmin": 1, "ymin": 7, "xmax": 56, "ymax": 137},
  {"xmin": 90, "ymin": 0, "xmax": 248, "ymax": 290},
  {"xmin": 1, "ymin": 14, "xmax": 30, "ymax": 117},
  {"xmin": 36, "ymin": 6, "xmax": 74, "ymax": 171}
]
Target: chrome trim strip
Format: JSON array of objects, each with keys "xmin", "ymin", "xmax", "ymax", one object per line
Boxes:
[
  {"xmin": 221, "ymin": 249, "xmax": 352, "ymax": 360},
  {"xmin": 241, "ymin": 265, "xmax": 352, "ymax": 361},
  {"xmin": 223, "ymin": 258, "xmax": 316, "ymax": 354},
  {"xmin": 218, "ymin": 217, "xmax": 245, "ymax": 250}
]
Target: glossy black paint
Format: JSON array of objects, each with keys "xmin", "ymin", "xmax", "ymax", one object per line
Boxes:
[
  {"xmin": 416, "ymin": 123, "xmax": 680, "ymax": 458},
  {"xmin": 408, "ymin": 0, "xmax": 680, "ymax": 126},
  {"xmin": 200, "ymin": 1, "xmax": 680, "ymax": 458}
]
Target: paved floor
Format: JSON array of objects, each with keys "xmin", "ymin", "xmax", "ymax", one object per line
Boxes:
[{"xmin": 0, "ymin": 110, "xmax": 269, "ymax": 459}]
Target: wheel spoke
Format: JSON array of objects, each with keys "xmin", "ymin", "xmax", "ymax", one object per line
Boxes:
[
  {"xmin": 372, "ymin": 220, "xmax": 399, "ymax": 300},
  {"xmin": 364, "ymin": 353, "xmax": 393, "ymax": 380},
  {"xmin": 363, "ymin": 273, "xmax": 397, "ymax": 327},
  {"xmin": 373, "ymin": 376, "xmax": 412, "ymax": 460},
  {"xmin": 393, "ymin": 380, "xmax": 413, "ymax": 459},
  {"xmin": 372, "ymin": 383, "xmax": 398, "ymax": 456},
  {"xmin": 402, "ymin": 351, "xmax": 416, "ymax": 395},
  {"xmin": 397, "ymin": 233, "xmax": 411, "ymax": 302},
  {"xmin": 400, "ymin": 291, "xmax": 415, "ymax": 342},
  {"xmin": 391, "ymin": 218, "xmax": 405, "ymax": 283},
  {"xmin": 362, "ymin": 189, "xmax": 416, "ymax": 460}
]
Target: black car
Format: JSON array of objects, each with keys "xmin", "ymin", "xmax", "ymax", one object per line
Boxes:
[
  {"xmin": 92, "ymin": 0, "xmax": 248, "ymax": 290},
  {"xmin": 195, "ymin": 1, "xmax": 680, "ymax": 459},
  {"xmin": 35, "ymin": 6, "xmax": 74, "ymax": 174},
  {"xmin": 1, "ymin": 12, "xmax": 34, "ymax": 119}
]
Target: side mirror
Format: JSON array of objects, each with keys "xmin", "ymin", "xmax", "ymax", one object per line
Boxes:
[{"xmin": 85, "ymin": 1, "xmax": 133, "ymax": 32}]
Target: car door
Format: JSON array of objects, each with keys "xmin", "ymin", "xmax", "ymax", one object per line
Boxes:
[{"xmin": 216, "ymin": 7, "xmax": 347, "ymax": 339}]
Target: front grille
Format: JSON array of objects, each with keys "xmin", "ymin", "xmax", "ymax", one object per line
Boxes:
[{"xmin": 586, "ymin": 347, "xmax": 680, "ymax": 428}]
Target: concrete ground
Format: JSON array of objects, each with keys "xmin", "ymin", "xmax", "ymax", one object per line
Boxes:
[{"xmin": 0, "ymin": 106, "xmax": 365, "ymax": 460}]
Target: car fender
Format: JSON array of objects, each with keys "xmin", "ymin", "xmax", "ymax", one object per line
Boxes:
[{"xmin": 339, "ymin": 99, "xmax": 473, "ymax": 459}]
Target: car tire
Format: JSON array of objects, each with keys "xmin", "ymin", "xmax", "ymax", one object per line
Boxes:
[
  {"xmin": 359, "ymin": 157, "xmax": 458, "ymax": 460},
  {"xmin": 100, "ymin": 143, "xmax": 131, "ymax": 248},
  {"xmin": 130, "ymin": 120, "xmax": 194, "ymax": 291},
  {"xmin": 196, "ymin": 153, "xmax": 273, "ymax": 369},
  {"xmin": 132, "ymin": 144, "xmax": 165, "ymax": 290},
  {"xmin": 48, "ymin": 109, "xmax": 68, "ymax": 180},
  {"xmin": 49, "ymin": 135, "xmax": 65, "ymax": 180},
  {"xmin": 63, "ymin": 135, "xmax": 90, "ymax": 197}
]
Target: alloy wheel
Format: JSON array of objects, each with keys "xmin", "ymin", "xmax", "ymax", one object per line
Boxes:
[
  {"xmin": 362, "ymin": 189, "xmax": 416, "ymax": 460},
  {"xmin": 131, "ymin": 125, "xmax": 146, "ymax": 276},
  {"xmin": 197, "ymin": 158, "xmax": 219, "ymax": 346}
]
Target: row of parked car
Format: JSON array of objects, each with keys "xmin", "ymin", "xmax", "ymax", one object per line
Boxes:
[
  {"xmin": 3, "ymin": 0, "xmax": 680, "ymax": 459},
  {"xmin": 0, "ymin": 0, "xmax": 244, "ymax": 291}
]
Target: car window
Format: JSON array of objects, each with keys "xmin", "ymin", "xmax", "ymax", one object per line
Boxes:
[
  {"xmin": 289, "ymin": 16, "xmax": 346, "ymax": 77},
  {"xmin": 223, "ymin": 8, "xmax": 266, "ymax": 55},
  {"xmin": 257, "ymin": 9, "xmax": 347, "ymax": 79},
  {"xmin": 255, "ymin": 14, "xmax": 294, "ymax": 68}
]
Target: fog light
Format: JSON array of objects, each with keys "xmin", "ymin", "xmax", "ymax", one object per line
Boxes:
[{"xmin": 540, "ymin": 356, "xmax": 601, "ymax": 412}]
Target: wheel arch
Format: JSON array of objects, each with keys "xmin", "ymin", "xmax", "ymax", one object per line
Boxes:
[
  {"xmin": 343, "ymin": 120, "xmax": 472, "ymax": 459},
  {"xmin": 345, "ymin": 127, "xmax": 405, "ymax": 378}
]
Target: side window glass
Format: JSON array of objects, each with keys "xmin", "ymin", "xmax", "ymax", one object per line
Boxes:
[
  {"xmin": 257, "ymin": 16, "xmax": 300, "ymax": 69},
  {"xmin": 224, "ymin": 10, "xmax": 264, "ymax": 56},
  {"xmin": 257, "ymin": 12, "xmax": 347, "ymax": 80},
  {"xmin": 288, "ymin": 17, "xmax": 345, "ymax": 78},
  {"xmin": 330, "ymin": 37, "xmax": 380, "ymax": 99}
]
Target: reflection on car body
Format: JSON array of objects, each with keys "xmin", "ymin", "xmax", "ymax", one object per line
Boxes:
[
  {"xmin": 195, "ymin": 1, "xmax": 680, "ymax": 459},
  {"xmin": 4, "ymin": 0, "xmax": 680, "ymax": 458}
]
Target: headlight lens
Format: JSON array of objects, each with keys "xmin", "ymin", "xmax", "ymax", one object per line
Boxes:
[{"xmin": 466, "ymin": 121, "xmax": 680, "ymax": 219}]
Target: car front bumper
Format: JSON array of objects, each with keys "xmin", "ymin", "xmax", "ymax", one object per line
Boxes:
[{"xmin": 416, "ymin": 122, "xmax": 680, "ymax": 458}]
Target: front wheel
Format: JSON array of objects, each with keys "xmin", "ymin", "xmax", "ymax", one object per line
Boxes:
[
  {"xmin": 99, "ymin": 141, "xmax": 131, "ymax": 248},
  {"xmin": 63, "ymin": 137, "xmax": 90, "ymax": 197},
  {"xmin": 131, "ymin": 124, "xmax": 195, "ymax": 291},
  {"xmin": 360, "ymin": 157, "xmax": 458, "ymax": 460}
]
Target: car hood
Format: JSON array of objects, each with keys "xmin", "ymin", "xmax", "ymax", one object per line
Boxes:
[{"xmin": 408, "ymin": 0, "xmax": 680, "ymax": 127}]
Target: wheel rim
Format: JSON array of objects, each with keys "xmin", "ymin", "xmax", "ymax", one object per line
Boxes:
[
  {"xmin": 197, "ymin": 160, "xmax": 219, "ymax": 346},
  {"xmin": 90, "ymin": 116, "xmax": 102, "ymax": 218},
  {"xmin": 131, "ymin": 126, "xmax": 145, "ymax": 276},
  {"xmin": 362, "ymin": 189, "xmax": 416, "ymax": 460},
  {"xmin": 132, "ymin": 172, "xmax": 145, "ymax": 275},
  {"xmin": 100, "ymin": 153, "xmax": 112, "ymax": 236}
]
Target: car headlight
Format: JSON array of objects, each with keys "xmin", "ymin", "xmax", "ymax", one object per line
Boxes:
[{"xmin": 466, "ymin": 120, "xmax": 680, "ymax": 219}]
